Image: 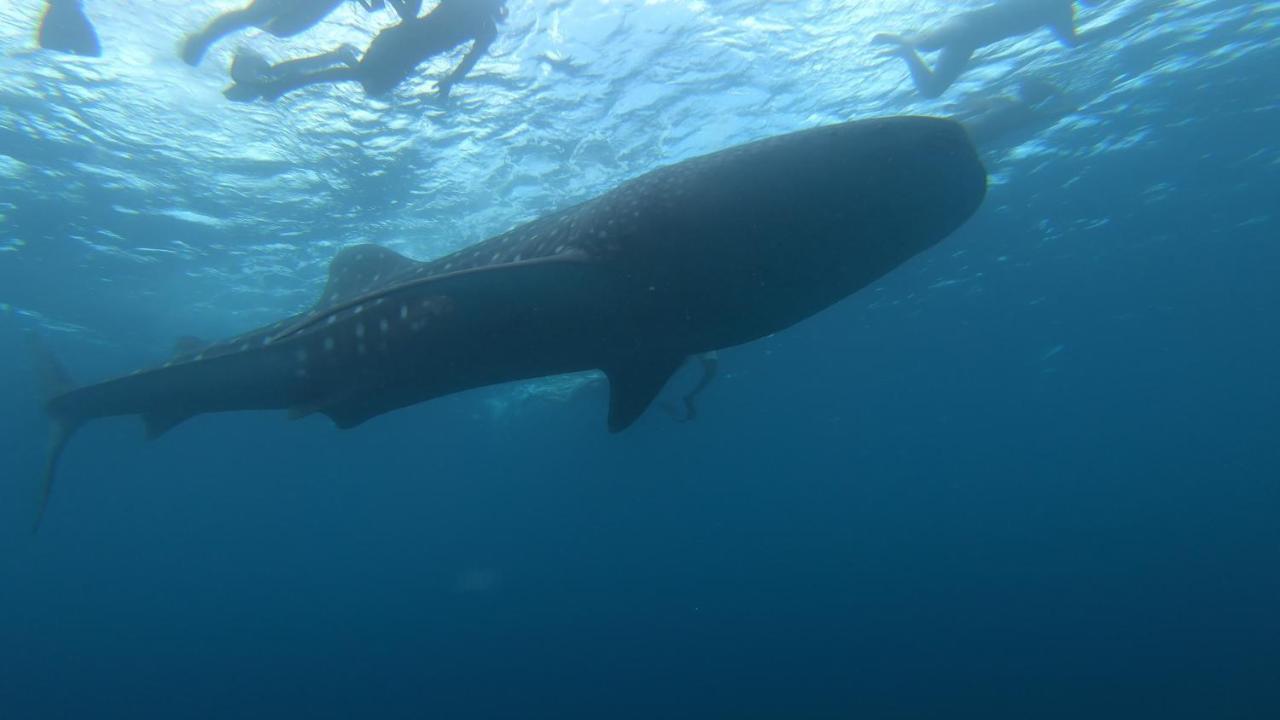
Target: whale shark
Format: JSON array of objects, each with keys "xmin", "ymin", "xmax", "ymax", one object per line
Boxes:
[{"xmin": 30, "ymin": 116, "xmax": 986, "ymax": 526}]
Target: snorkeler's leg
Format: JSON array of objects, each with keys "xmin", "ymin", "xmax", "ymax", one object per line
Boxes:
[
  {"xmin": 890, "ymin": 42, "xmax": 973, "ymax": 99},
  {"xmin": 871, "ymin": 32, "xmax": 910, "ymax": 47},
  {"xmin": 880, "ymin": 44, "xmax": 934, "ymax": 96},
  {"xmin": 873, "ymin": 23, "xmax": 951, "ymax": 52},
  {"xmin": 262, "ymin": 0, "xmax": 346, "ymax": 38},
  {"xmin": 681, "ymin": 352, "xmax": 719, "ymax": 421},
  {"xmin": 256, "ymin": 65, "xmax": 363, "ymax": 101},
  {"xmin": 267, "ymin": 45, "xmax": 362, "ymax": 80},
  {"xmin": 919, "ymin": 44, "xmax": 974, "ymax": 98},
  {"xmin": 228, "ymin": 48, "xmax": 360, "ymax": 101},
  {"xmin": 659, "ymin": 352, "xmax": 720, "ymax": 422},
  {"xmin": 182, "ymin": 5, "xmax": 271, "ymax": 66}
]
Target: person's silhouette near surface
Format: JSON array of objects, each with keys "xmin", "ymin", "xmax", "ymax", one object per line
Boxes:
[
  {"xmin": 874, "ymin": 0, "xmax": 1104, "ymax": 98},
  {"xmin": 226, "ymin": 0, "xmax": 507, "ymax": 102}
]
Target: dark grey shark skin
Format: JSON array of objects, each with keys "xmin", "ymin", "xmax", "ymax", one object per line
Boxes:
[{"xmin": 32, "ymin": 116, "xmax": 986, "ymax": 525}]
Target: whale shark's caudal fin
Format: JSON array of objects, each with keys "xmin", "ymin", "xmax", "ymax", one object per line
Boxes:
[{"xmin": 26, "ymin": 333, "xmax": 84, "ymax": 532}]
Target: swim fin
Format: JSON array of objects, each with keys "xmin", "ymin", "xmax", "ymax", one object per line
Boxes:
[
  {"xmin": 229, "ymin": 49, "xmax": 271, "ymax": 84},
  {"xmin": 224, "ymin": 50, "xmax": 274, "ymax": 102},
  {"xmin": 38, "ymin": 1, "xmax": 102, "ymax": 57}
]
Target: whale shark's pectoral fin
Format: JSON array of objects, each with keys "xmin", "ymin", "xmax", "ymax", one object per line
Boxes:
[
  {"xmin": 287, "ymin": 390, "xmax": 359, "ymax": 425},
  {"xmin": 142, "ymin": 409, "xmax": 195, "ymax": 440},
  {"xmin": 604, "ymin": 354, "xmax": 687, "ymax": 432}
]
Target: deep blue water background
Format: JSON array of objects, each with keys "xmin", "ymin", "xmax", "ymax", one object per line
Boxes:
[{"xmin": 3, "ymin": 1, "xmax": 1279, "ymax": 718}]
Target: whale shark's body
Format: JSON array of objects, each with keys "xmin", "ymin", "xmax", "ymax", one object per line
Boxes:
[{"xmin": 32, "ymin": 116, "xmax": 986, "ymax": 524}]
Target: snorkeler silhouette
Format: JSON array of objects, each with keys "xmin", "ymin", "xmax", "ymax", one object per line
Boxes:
[
  {"xmin": 38, "ymin": 0, "xmax": 101, "ymax": 57},
  {"xmin": 873, "ymin": 0, "xmax": 1103, "ymax": 98},
  {"xmin": 222, "ymin": 44, "xmax": 363, "ymax": 101},
  {"xmin": 660, "ymin": 352, "xmax": 720, "ymax": 423},
  {"xmin": 226, "ymin": 0, "xmax": 508, "ymax": 102},
  {"xmin": 181, "ymin": 0, "xmax": 408, "ymax": 67}
]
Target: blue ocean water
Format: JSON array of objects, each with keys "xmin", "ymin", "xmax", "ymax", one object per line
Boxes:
[{"xmin": 2, "ymin": 0, "xmax": 1278, "ymax": 717}]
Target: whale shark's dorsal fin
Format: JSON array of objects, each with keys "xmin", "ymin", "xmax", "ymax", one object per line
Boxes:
[
  {"xmin": 314, "ymin": 244, "xmax": 418, "ymax": 312},
  {"xmin": 604, "ymin": 354, "xmax": 686, "ymax": 432}
]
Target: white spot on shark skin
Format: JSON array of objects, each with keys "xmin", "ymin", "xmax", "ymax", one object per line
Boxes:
[
  {"xmin": 379, "ymin": 318, "xmax": 389, "ymax": 334},
  {"xmin": 356, "ymin": 323, "xmax": 365, "ymax": 339},
  {"xmin": 238, "ymin": 343, "xmax": 250, "ymax": 352},
  {"xmin": 1041, "ymin": 344, "xmax": 1066, "ymax": 361},
  {"xmin": 295, "ymin": 368, "xmax": 308, "ymax": 379},
  {"xmin": 295, "ymin": 348, "xmax": 308, "ymax": 363},
  {"xmin": 327, "ymin": 315, "xmax": 337, "ymax": 326},
  {"xmin": 357, "ymin": 343, "xmax": 367, "ymax": 356},
  {"xmin": 400, "ymin": 304, "xmax": 409, "ymax": 320},
  {"xmin": 262, "ymin": 336, "xmax": 273, "ymax": 346},
  {"xmin": 354, "ymin": 304, "xmax": 364, "ymax": 315},
  {"xmin": 324, "ymin": 337, "xmax": 335, "ymax": 352}
]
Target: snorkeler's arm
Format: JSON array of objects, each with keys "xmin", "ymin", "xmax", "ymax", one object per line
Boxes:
[{"xmin": 438, "ymin": 24, "xmax": 496, "ymax": 93}]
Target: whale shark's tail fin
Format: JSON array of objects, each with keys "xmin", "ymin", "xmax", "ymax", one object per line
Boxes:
[{"xmin": 26, "ymin": 332, "xmax": 84, "ymax": 532}]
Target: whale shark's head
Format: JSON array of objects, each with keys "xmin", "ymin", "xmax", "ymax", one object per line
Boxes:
[
  {"xmin": 585, "ymin": 115, "xmax": 986, "ymax": 353},
  {"xmin": 627, "ymin": 116, "xmax": 986, "ymax": 295},
  {"xmin": 804, "ymin": 115, "xmax": 988, "ymax": 267}
]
